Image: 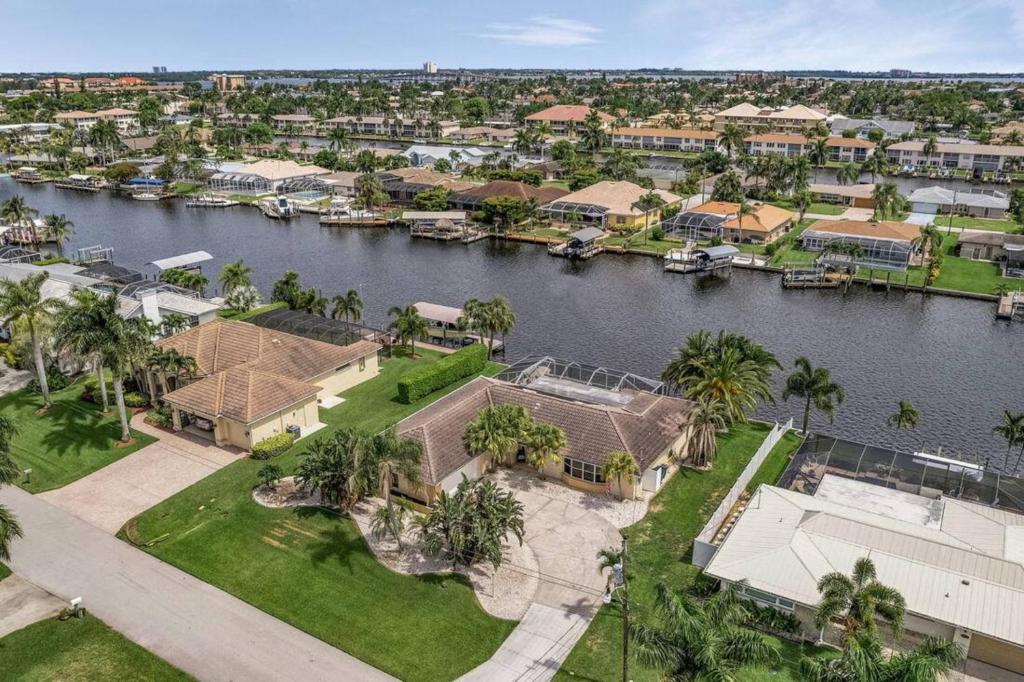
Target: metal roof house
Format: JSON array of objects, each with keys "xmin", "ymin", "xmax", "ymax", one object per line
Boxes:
[{"xmin": 908, "ymin": 186, "xmax": 1009, "ymax": 219}]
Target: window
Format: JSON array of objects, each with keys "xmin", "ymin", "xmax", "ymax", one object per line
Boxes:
[
  {"xmin": 359, "ymin": 356, "xmax": 366, "ymax": 371},
  {"xmin": 739, "ymin": 585, "xmax": 795, "ymax": 611},
  {"xmin": 563, "ymin": 457, "xmax": 606, "ymax": 484}
]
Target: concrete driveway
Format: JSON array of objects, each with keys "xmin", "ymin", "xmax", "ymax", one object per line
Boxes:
[
  {"xmin": 0, "ymin": 573, "xmax": 64, "ymax": 637},
  {"xmin": 40, "ymin": 414, "xmax": 242, "ymax": 533}
]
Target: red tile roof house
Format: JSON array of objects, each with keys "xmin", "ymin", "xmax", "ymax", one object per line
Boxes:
[
  {"xmin": 393, "ymin": 375, "xmax": 695, "ymax": 504},
  {"xmin": 525, "ymin": 105, "xmax": 615, "ymax": 138}
]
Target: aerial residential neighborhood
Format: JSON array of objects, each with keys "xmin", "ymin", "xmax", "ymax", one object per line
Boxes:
[{"xmin": 2, "ymin": 2, "xmax": 1024, "ymax": 682}]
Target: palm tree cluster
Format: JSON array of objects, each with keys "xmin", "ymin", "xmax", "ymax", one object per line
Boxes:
[
  {"xmin": 0, "ymin": 416, "xmax": 23, "ymax": 561},
  {"xmin": 993, "ymin": 410, "xmax": 1024, "ymax": 471},
  {"xmin": 459, "ymin": 296, "xmax": 516, "ymax": 360},
  {"xmin": 388, "ymin": 304, "xmax": 428, "ymax": 357},
  {"xmin": 463, "ymin": 404, "xmax": 566, "ymax": 477},
  {"xmin": 331, "ymin": 289, "xmax": 363, "ymax": 324},
  {"xmin": 871, "ymin": 182, "xmax": 907, "ymax": 221},
  {"xmin": 269, "ymin": 271, "xmax": 328, "ymax": 316},
  {"xmin": 418, "ymin": 474, "xmax": 525, "ymax": 569},
  {"xmin": 0, "ymin": 272, "xmax": 60, "ymax": 408},
  {"xmin": 160, "ymin": 267, "xmax": 209, "ymax": 295}
]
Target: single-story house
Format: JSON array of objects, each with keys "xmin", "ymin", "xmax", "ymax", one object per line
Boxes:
[
  {"xmin": 828, "ymin": 117, "xmax": 916, "ymax": 140},
  {"xmin": 447, "ymin": 126, "xmax": 517, "ymax": 144},
  {"xmin": 394, "ymin": 374, "xmax": 694, "ymax": 504},
  {"xmin": 208, "ymin": 160, "xmax": 331, "ymax": 195},
  {"xmin": 690, "ymin": 201, "xmax": 795, "ymax": 244},
  {"xmin": 908, "ymin": 186, "xmax": 1009, "ymax": 219},
  {"xmin": 374, "ymin": 168, "xmax": 480, "ymax": 204},
  {"xmin": 447, "ymin": 180, "xmax": 568, "ymax": 211},
  {"xmin": 321, "ymin": 171, "xmax": 361, "ymax": 198},
  {"xmin": 403, "ymin": 145, "xmax": 492, "ymax": 168},
  {"xmin": 157, "ymin": 318, "xmax": 381, "ymax": 449},
  {"xmin": 808, "ymin": 183, "xmax": 876, "ymax": 208},
  {"xmin": 956, "ymin": 231, "xmax": 1024, "ymax": 263},
  {"xmin": 800, "ymin": 219, "xmax": 922, "ymax": 271},
  {"xmin": 540, "ymin": 181, "xmax": 680, "ymax": 230},
  {"xmin": 705, "ymin": 475, "xmax": 1024, "ymax": 674}
]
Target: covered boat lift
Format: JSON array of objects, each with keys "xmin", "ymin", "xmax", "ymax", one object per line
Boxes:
[{"xmin": 664, "ymin": 245, "xmax": 738, "ymax": 274}]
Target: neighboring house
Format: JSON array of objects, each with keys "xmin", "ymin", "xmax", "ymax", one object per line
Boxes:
[
  {"xmin": 743, "ymin": 134, "xmax": 875, "ymax": 162},
  {"xmin": 540, "ymin": 180, "xmax": 680, "ymax": 229},
  {"xmin": 887, "ymin": 141, "xmax": 1024, "ymax": 172},
  {"xmin": 704, "ymin": 475, "xmax": 1024, "ymax": 675},
  {"xmin": 907, "ymin": 186, "xmax": 1009, "ymax": 218},
  {"xmin": 800, "ymin": 219, "xmax": 921, "ymax": 270},
  {"xmin": 689, "ymin": 201, "xmax": 795, "ymax": 244},
  {"xmin": 808, "ymin": 183, "xmax": 876, "ymax": 208},
  {"xmin": 210, "ymin": 74, "xmax": 247, "ymax": 91},
  {"xmin": 610, "ymin": 127, "xmax": 721, "ymax": 152},
  {"xmin": 524, "ymin": 105, "xmax": 615, "ymax": 138},
  {"xmin": 322, "ymin": 115, "xmax": 459, "ymax": 139},
  {"xmin": 956, "ymin": 231, "xmax": 1024, "ymax": 263},
  {"xmin": 402, "ymin": 144, "xmax": 491, "ymax": 168},
  {"xmin": 374, "ymin": 167, "xmax": 480, "ymax": 204},
  {"xmin": 447, "ymin": 180, "xmax": 568, "ymax": 211},
  {"xmin": 207, "ymin": 160, "xmax": 331, "ymax": 194},
  {"xmin": 828, "ymin": 117, "xmax": 916, "ymax": 139},
  {"xmin": 321, "ymin": 171, "xmax": 361, "ymax": 198},
  {"xmin": 393, "ymin": 369, "xmax": 694, "ymax": 504},
  {"xmin": 157, "ymin": 319, "xmax": 380, "ymax": 449},
  {"xmin": 270, "ymin": 114, "xmax": 318, "ymax": 135},
  {"xmin": 54, "ymin": 108, "xmax": 140, "ymax": 134},
  {"xmin": 714, "ymin": 103, "xmax": 826, "ymax": 133},
  {"xmin": 447, "ymin": 126, "xmax": 517, "ymax": 144}
]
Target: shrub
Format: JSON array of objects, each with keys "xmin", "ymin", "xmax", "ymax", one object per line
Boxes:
[
  {"xmin": 651, "ymin": 226, "xmax": 665, "ymax": 241},
  {"xmin": 32, "ymin": 256, "xmax": 71, "ymax": 266},
  {"xmin": 251, "ymin": 432, "xmax": 295, "ymax": 460},
  {"xmin": 28, "ymin": 365, "xmax": 69, "ymax": 393},
  {"xmin": 764, "ymin": 242, "xmax": 780, "ymax": 257},
  {"xmin": 743, "ymin": 599, "xmax": 802, "ymax": 637},
  {"xmin": 146, "ymin": 409, "xmax": 172, "ymax": 428},
  {"xmin": 397, "ymin": 344, "xmax": 487, "ymax": 404},
  {"xmin": 122, "ymin": 391, "xmax": 150, "ymax": 408}
]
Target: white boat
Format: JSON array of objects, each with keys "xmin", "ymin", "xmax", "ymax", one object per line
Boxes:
[
  {"xmin": 261, "ymin": 195, "xmax": 296, "ymax": 219},
  {"xmin": 185, "ymin": 194, "xmax": 238, "ymax": 208},
  {"xmin": 133, "ymin": 192, "xmax": 162, "ymax": 201}
]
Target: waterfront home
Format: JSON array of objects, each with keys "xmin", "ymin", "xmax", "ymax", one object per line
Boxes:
[
  {"xmin": 402, "ymin": 144, "xmax": 491, "ymax": 168},
  {"xmin": 321, "ymin": 115, "xmax": 459, "ymax": 139},
  {"xmin": 524, "ymin": 105, "xmax": 614, "ymax": 138},
  {"xmin": 157, "ymin": 318, "xmax": 380, "ymax": 449},
  {"xmin": 957, "ymin": 231, "xmax": 1024, "ymax": 274},
  {"xmin": 689, "ymin": 201, "xmax": 795, "ymax": 244},
  {"xmin": 662, "ymin": 210, "xmax": 728, "ymax": 242},
  {"xmin": 714, "ymin": 103, "xmax": 827, "ymax": 133},
  {"xmin": 447, "ymin": 180, "xmax": 567, "ymax": 211},
  {"xmin": 54, "ymin": 108, "xmax": 140, "ymax": 134},
  {"xmin": 907, "ymin": 186, "xmax": 1009, "ymax": 219},
  {"xmin": 828, "ymin": 116, "xmax": 916, "ymax": 140},
  {"xmin": 743, "ymin": 134, "xmax": 875, "ymax": 162},
  {"xmin": 447, "ymin": 126, "xmax": 517, "ymax": 144},
  {"xmin": 207, "ymin": 160, "xmax": 331, "ymax": 195},
  {"xmin": 270, "ymin": 114, "xmax": 318, "ymax": 135},
  {"xmin": 393, "ymin": 366, "xmax": 694, "ymax": 503},
  {"xmin": 610, "ymin": 127, "xmax": 720, "ymax": 153},
  {"xmin": 800, "ymin": 219, "xmax": 921, "ymax": 270},
  {"xmin": 540, "ymin": 180, "xmax": 680, "ymax": 230},
  {"xmin": 374, "ymin": 167, "xmax": 479, "ymax": 204},
  {"xmin": 321, "ymin": 171, "xmax": 361, "ymax": 198},
  {"xmin": 887, "ymin": 141, "xmax": 1024, "ymax": 172},
  {"xmin": 808, "ymin": 183, "xmax": 876, "ymax": 208},
  {"xmin": 703, "ymin": 475, "xmax": 1024, "ymax": 675}
]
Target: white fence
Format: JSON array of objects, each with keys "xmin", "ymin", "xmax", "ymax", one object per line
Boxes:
[{"xmin": 692, "ymin": 418, "xmax": 795, "ymax": 568}]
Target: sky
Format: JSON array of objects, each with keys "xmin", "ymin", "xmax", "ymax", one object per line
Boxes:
[{"xmin": 3, "ymin": 0, "xmax": 1024, "ymax": 73}]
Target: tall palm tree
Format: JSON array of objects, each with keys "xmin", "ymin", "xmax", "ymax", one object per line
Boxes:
[
  {"xmin": 159, "ymin": 312, "xmax": 191, "ymax": 337},
  {"xmin": 1, "ymin": 195, "xmax": 39, "ymax": 227},
  {"xmin": 871, "ymin": 181, "xmax": 901, "ymax": 221},
  {"xmin": 801, "ymin": 629, "xmax": 961, "ymax": 682},
  {"xmin": 719, "ymin": 123, "xmax": 745, "ymax": 160},
  {"xmin": 836, "ymin": 161, "xmax": 861, "ymax": 186},
  {"xmin": 993, "ymin": 411, "xmax": 1024, "ymax": 471},
  {"xmin": 814, "ymin": 556, "xmax": 905, "ymax": 640},
  {"xmin": 688, "ymin": 396, "xmax": 728, "ymax": 468},
  {"xmin": 602, "ymin": 450, "xmax": 638, "ymax": 498},
  {"xmin": 887, "ymin": 400, "xmax": 920, "ymax": 432},
  {"xmin": 861, "ymin": 152, "xmax": 888, "ymax": 183},
  {"xmin": 464, "ymin": 404, "xmax": 532, "ymax": 467},
  {"xmin": 808, "ymin": 137, "xmax": 829, "ymax": 181},
  {"xmin": 387, "ymin": 304, "xmax": 428, "ymax": 358},
  {"xmin": 328, "ymin": 126, "xmax": 352, "ymax": 154},
  {"xmin": 0, "ymin": 273, "xmax": 58, "ymax": 407},
  {"xmin": 42, "ymin": 214, "xmax": 74, "ymax": 257},
  {"xmin": 218, "ymin": 259, "xmax": 253, "ymax": 295},
  {"xmin": 52, "ymin": 289, "xmax": 112, "ymax": 412},
  {"xmin": 0, "ymin": 415, "xmax": 23, "ymax": 561},
  {"xmin": 367, "ymin": 428, "xmax": 422, "ymax": 505},
  {"xmin": 331, "ymin": 289, "xmax": 363, "ymax": 323},
  {"xmin": 524, "ymin": 422, "xmax": 566, "ymax": 478},
  {"xmin": 922, "ymin": 135, "xmax": 939, "ymax": 163},
  {"xmin": 782, "ymin": 356, "xmax": 845, "ymax": 434},
  {"xmin": 792, "ymin": 188, "xmax": 814, "ymax": 223},
  {"xmin": 632, "ymin": 191, "xmax": 666, "ymax": 244},
  {"xmin": 105, "ymin": 314, "xmax": 155, "ymax": 442}
]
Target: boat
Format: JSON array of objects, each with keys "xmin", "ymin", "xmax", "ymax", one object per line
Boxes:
[
  {"xmin": 133, "ymin": 191, "xmax": 163, "ymax": 201},
  {"xmin": 185, "ymin": 194, "xmax": 239, "ymax": 208},
  {"xmin": 54, "ymin": 174, "xmax": 105, "ymax": 192},
  {"xmin": 261, "ymin": 195, "xmax": 296, "ymax": 219},
  {"xmin": 12, "ymin": 166, "xmax": 46, "ymax": 184}
]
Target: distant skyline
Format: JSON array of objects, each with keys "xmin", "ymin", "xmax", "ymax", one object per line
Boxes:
[{"xmin": 4, "ymin": 0, "xmax": 1024, "ymax": 74}]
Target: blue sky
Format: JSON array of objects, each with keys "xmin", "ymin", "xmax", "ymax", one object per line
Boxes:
[{"xmin": 4, "ymin": 0, "xmax": 1023, "ymax": 73}]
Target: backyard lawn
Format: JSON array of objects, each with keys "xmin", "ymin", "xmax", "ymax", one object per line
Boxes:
[
  {"xmin": 944, "ymin": 215, "xmax": 1020, "ymax": 233},
  {"xmin": 0, "ymin": 614, "xmax": 191, "ymax": 681},
  {"xmin": 123, "ymin": 348, "xmax": 513, "ymax": 682},
  {"xmin": 769, "ymin": 199, "xmax": 845, "ymax": 216},
  {"xmin": 555, "ymin": 423, "xmax": 827, "ymax": 682},
  {"xmin": 218, "ymin": 301, "xmax": 287, "ymax": 321},
  {"xmin": 0, "ymin": 382, "xmax": 155, "ymax": 493}
]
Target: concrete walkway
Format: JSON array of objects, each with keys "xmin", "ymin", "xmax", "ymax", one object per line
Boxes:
[
  {"xmin": 0, "ymin": 486, "xmax": 394, "ymax": 682},
  {"xmin": 0, "ymin": 573, "xmax": 64, "ymax": 637},
  {"xmin": 40, "ymin": 414, "xmax": 242, "ymax": 534},
  {"xmin": 0, "ymin": 355, "xmax": 31, "ymax": 397}
]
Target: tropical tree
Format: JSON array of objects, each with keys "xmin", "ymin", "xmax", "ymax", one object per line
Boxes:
[
  {"xmin": 631, "ymin": 583, "xmax": 780, "ymax": 680},
  {"xmin": 331, "ymin": 289, "xmax": 363, "ymax": 323},
  {"xmin": 327, "ymin": 126, "xmax": 352, "ymax": 154},
  {"xmin": 296, "ymin": 428, "xmax": 366, "ymax": 508},
  {"xmin": 792, "ymin": 188, "xmax": 814, "ymax": 223},
  {"xmin": 1, "ymin": 195, "xmax": 38, "ymax": 227},
  {"xmin": 464, "ymin": 404, "xmax": 533, "ymax": 466},
  {"xmin": 219, "ymin": 259, "xmax": 253, "ymax": 295},
  {"xmin": 861, "ymin": 152, "xmax": 888, "ymax": 183},
  {"xmin": 632, "ymin": 191, "xmax": 666, "ymax": 244},
  {"xmin": 388, "ymin": 304, "xmax": 428, "ymax": 357},
  {"xmin": 602, "ymin": 450, "xmax": 639, "ymax": 497},
  {"xmin": 355, "ymin": 172, "xmax": 389, "ymax": 212},
  {"xmin": 159, "ymin": 312, "xmax": 191, "ymax": 337},
  {"xmin": 0, "ymin": 273, "xmax": 59, "ymax": 407},
  {"xmin": 808, "ymin": 137, "xmax": 830, "ymax": 181},
  {"xmin": 688, "ymin": 396, "xmax": 728, "ymax": 468},
  {"xmin": 105, "ymin": 313, "xmax": 155, "ymax": 442},
  {"xmin": 257, "ymin": 463, "xmax": 283, "ymax": 489},
  {"xmin": 0, "ymin": 415, "xmax": 24, "ymax": 561},
  {"xmin": 813, "ymin": 556, "xmax": 905, "ymax": 640},
  {"xmin": 872, "ymin": 181, "xmax": 902, "ymax": 221},
  {"xmin": 579, "ymin": 109, "xmax": 609, "ymax": 152},
  {"xmin": 370, "ymin": 497, "xmax": 411, "ymax": 551},
  {"xmin": 43, "ymin": 214, "xmax": 74, "ymax": 257},
  {"xmin": 993, "ymin": 411, "xmax": 1024, "ymax": 470},
  {"xmin": 52, "ymin": 289, "xmax": 112, "ymax": 411},
  {"xmin": 418, "ymin": 475, "xmax": 525, "ymax": 569},
  {"xmin": 836, "ymin": 161, "xmax": 861, "ymax": 186},
  {"xmin": 719, "ymin": 123, "xmax": 745, "ymax": 159},
  {"xmin": 367, "ymin": 428, "xmax": 422, "ymax": 505},
  {"xmin": 801, "ymin": 629, "xmax": 961, "ymax": 682},
  {"xmin": 225, "ymin": 285, "xmax": 261, "ymax": 313},
  {"xmin": 523, "ymin": 422, "xmax": 566, "ymax": 478},
  {"xmin": 887, "ymin": 400, "xmax": 920, "ymax": 432},
  {"xmin": 782, "ymin": 356, "xmax": 845, "ymax": 434}
]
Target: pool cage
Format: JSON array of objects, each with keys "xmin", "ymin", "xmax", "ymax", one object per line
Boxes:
[
  {"xmin": 245, "ymin": 307, "xmax": 390, "ymax": 351},
  {"xmin": 801, "ymin": 231, "xmax": 914, "ymax": 271},
  {"xmin": 779, "ymin": 434, "xmax": 1024, "ymax": 514},
  {"xmin": 279, "ymin": 176, "xmax": 331, "ymax": 198},
  {"xmin": 0, "ymin": 245, "xmax": 42, "ymax": 264},
  {"xmin": 540, "ymin": 201, "xmax": 609, "ymax": 226},
  {"xmin": 663, "ymin": 211, "xmax": 726, "ymax": 242},
  {"xmin": 208, "ymin": 173, "xmax": 274, "ymax": 195},
  {"xmin": 494, "ymin": 355, "xmax": 669, "ymax": 396}
]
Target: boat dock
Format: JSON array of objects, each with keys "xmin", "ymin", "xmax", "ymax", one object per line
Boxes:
[
  {"xmin": 996, "ymin": 291, "xmax": 1024, "ymax": 321},
  {"xmin": 664, "ymin": 245, "xmax": 739, "ymax": 275},
  {"xmin": 781, "ymin": 266, "xmax": 850, "ymax": 289},
  {"xmin": 54, "ymin": 174, "xmax": 104, "ymax": 192},
  {"xmin": 548, "ymin": 227, "xmax": 605, "ymax": 260}
]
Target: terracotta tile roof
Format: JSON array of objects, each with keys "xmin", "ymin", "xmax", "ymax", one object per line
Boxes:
[
  {"xmin": 809, "ymin": 183, "xmax": 876, "ymax": 199},
  {"xmin": 805, "ymin": 219, "xmax": 921, "ymax": 242},
  {"xmin": 525, "ymin": 105, "xmax": 614, "ymax": 123},
  {"xmin": 448, "ymin": 180, "xmax": 568, "ymax": 205},
  {"xmin": 692, "ymin": 201, "xmax": 740, "ymax": 216},
  {"xmin": 164, "ymin": 367, "xmax": 319, "ymax": 424},
  {"xmin": 825, "ymin": 137, "xmax": 876, "ymax": 149},
  {"xmin": 722, "ymin": 204, "xmax": 795, "ymax": 232},
  {"xmin": 545, "ymin": 181, "xmax": 681, "ymax": 216},
  {"xmin": 612, "ymin": 127, "xmax": 719, "ymax": 140},
  {"xmin": 396, "ymin": 377, "xmax": 693, "ymax": 485}
]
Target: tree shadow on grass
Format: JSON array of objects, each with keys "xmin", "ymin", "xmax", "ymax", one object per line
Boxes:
[
  {"xmin": 295, "ymin": 506, "xmax": 366, "ymax": 572},
  {"xmin": 37, "ymin": 397, "xmax": 122, "ymax": 458}
]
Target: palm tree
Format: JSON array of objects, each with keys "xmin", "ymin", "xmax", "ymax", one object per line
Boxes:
[
  {"xmin": 836, "ymin": 161, "xmax": 861, "ymax": 186},
  {"xmin": 43, "ymin": 214, "xmax": 74, "ymax": 257},
  {"xmin": 464, "ymin": 404, "xmax": 532, "ymax": 467},
  {"xmin": 922, "ymin": 135, "xmax": 939, "ymax": 163},
  {"xmin": 914, "ymin": 224, "xmax": 942, "ymax": 263},
  {"xmin": 814, "ymin": 556, "xmax": 905, "ymax": 641},
  {"xmin": 808, "ymin": 137, "xmax": 829, "ymax": 181},
  {"xmin": 370, "ymin": 497, "xmax": 411, "ymax": 551},
  {"xmin": 1, "ymin": 195, "xmax": 39, "ymax": 227},
  {"xmin": 0, "ymin": 273, "xmax": 58, "ymax": 407},
  {"xmin": 861, "ymin": 152, "xmax": 888, "ymax": 183},
  {"xmin": 871, "ymin": 181, "xmax": 901, "ymax": 221},
  {"xmin": 367, "ymin": 428, "xmax": 422, "ymax": 505},
  {"xmin": 782, "ymin": 356, "xmax": 844, "ymax": 434},
  {"xmin": 52, "ymin": 289, "xmax": 112, "ymax": 412},
  {"xmin": 331, "ymin": 289, "xmax": 363, "ymax": 323},
  {"xmin": 328, "ymin": 127, "xmax": 352, "ymax": 154},
  {"xmin": 160, "ymin": 312, "xmax": 191, "ymax": 337},
  {"xmin": 792, "ymin": 188, "xmax": 814, "ymax": 223},
  {"xmin": 523, "ymin": 422, "xmax": 566, "ymax": 478},
  {"xmin": 801, "ymin": 629, "xmax": 961, "ymax": 682},
  {"xmin": 218, "ymin": 259, "xmax": 253, "ymax": 295},
  {"xmin": 105, "ymin": 314, "xmax": 155, "ymax": 442},
  {"xmin": 631, "ymin": 583, "xmax": 779, "ymax": 679},
  {"xmin": 0, "ymin": 415, "xmax": 23, "ymax": 561},
  {"xmin": 688, "ymin": 396, "xmax": 728, "ymax": 468},
  {"xmin": 993, "ymin": 411, "xmax": 1024, "ymax": 470},
  {"xmin": 602, "ymin": 450, "xmax": 638, "ymax": 498},
  {"xmin": 719, "ymin": 123, "xmax": 745, "ymax": 160},
  {"xmin": 579, "ymin": 109, "xmax": 608, "ymax": 152},
  {"xmin": 887, "ymin": 400, "xmax": 920, "ymax": 431},
  {"xmin": 387, "ymin": 304, "xmax": 428, "ymax": 357},
  {"xmin": 632, "ymin": 191, "xmax": 666, "ymax": 244}
]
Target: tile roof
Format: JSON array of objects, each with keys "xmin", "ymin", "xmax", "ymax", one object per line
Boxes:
[
  {"xmin": 612, "ymin": 127, "xmax": 719, "ymax": 139},
  {"xmin": 525, "ymin": 105, "xmax": 614, "ymax": 123},
  {"xmin": 887, "ymin": 141, "xmax": 1024, "ymax": 157},
  {"xmin": 396, "ymin": 376, "xmax": 693, "ymax": 485},
  {"xmin": 809, "ymin": 183, "xmax": 876, "ymax": 199},
  {"xmin": 448, "ymin": 180, "xmax": 568, "ymax": 205},
  {"xmin": 545, "ymin": 181, "xmax": 681, "ymax": 216},
  {"xmin": 722, "ymin": 204, "xmax": 795, "ymax": 232},
  {"xmin": 164, "ymin": 367, "xmax": 319, "ymax": 424},
  {"xmin": 804, "ymin": 219, "xmax": 922, "ymax": 242}
]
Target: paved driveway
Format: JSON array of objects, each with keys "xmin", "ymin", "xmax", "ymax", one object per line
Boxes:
[
  {"xmin": 40, "ymin": 415, "xmax": 242, "ymax": 533},
  {"xmin": 0, "ymin": 573, "xmax": 64, "ymax": 637}
]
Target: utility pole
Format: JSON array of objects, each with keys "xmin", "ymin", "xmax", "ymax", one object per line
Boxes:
[
  {"xmin": 621, "ymin": 536, "xmax": 629, "ymax": 682},
  {"xmin": 947, "ymin": 187, "xmax": 957, "ymax": 235}
]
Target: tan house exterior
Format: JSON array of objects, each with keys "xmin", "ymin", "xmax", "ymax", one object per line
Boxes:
[
  {"xmin": 714, "ymin": 103, "xmax": 826, "ymax": 133},
  {"xmin": 157, "ymin": 318, "xmax": 380, "ymax": 450},
  {"xmin": 610, "ymin": 127, "xmax": 720, "ymax": 152},
  {"xmin": 540, "ymin": 180, "xmax": 681, "ymax": 230},
  {"xmin": 691, "ymin": 201, "xmax": 795, "ymax": 244},
  {"xmin": 525, "ymin": 105, "xmax": 614, "ymax": 138}
]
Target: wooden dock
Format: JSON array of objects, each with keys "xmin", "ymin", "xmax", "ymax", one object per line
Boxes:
[
  {"xmin": 781, "ymin": 267, "xmax": 849, "ymax": 289},
  {"xmin": 996, "ymin": 292, "xmax": 1024, "ymax": 321}
]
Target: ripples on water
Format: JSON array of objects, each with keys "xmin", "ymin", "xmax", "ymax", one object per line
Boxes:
[{"xmin": 4, "ymin": 179, "xmax": 1023, "ymax": 471}]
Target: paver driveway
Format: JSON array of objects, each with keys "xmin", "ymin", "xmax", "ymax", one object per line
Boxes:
[{"xmin": 40, "ymin": 414, "xmax": 242, "ymax": 533}]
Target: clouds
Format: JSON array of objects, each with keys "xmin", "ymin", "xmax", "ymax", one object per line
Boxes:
[{"xmin": 479, "ymin": 16, "xmax": 602, "ymax": 47}]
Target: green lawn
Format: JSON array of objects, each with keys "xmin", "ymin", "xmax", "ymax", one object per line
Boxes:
[
  {"xmin": 123, "ymin": 349, "xmax": 512, "ymax": 682},
  {"xmin": 218, "ymin": 301, "xmax": 287, "ymax": 321},
  {"xmin": 942, "ymin": 215, "xmax": 1020, "ymax": 233},
  {"xmin": 0, "ymin": 382, "xmax": 155, "ymax": 493},
  {"xmin": 0, "ymin": 614, "xmax": 191, "ymax": 681},
  {"xmin": 541, "ymin": 180, "xmax": 570, "ymax": 191},
  {"xmin": 556, "ymin": 423, "xmax": 824, "ymax": 682},
  {"xmin": 770, "ymin": 200, "xmax": 844, "ymax": 216}
]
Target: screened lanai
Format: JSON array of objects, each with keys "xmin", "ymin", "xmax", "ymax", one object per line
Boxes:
[
  {"xmin": 208, "ymin": 172, "xmax": 273, "ymax": 194},
  {"xmin": 663, "ymin": 211, "xmax": 726, "ymax": 242},
  {"xmin": 279, "ymin": 176, "xmax": 331, "ymax": 197},
  {"xmin": 801, "ymin": 231, "xmax": 914, "ymax": 271},
  {"xmin": 540, "ymin": 200, "xmax": 609, "ymax": 226},
  {"xmin": 245, "ymin": 307, "xmax": 389, "ymax": 349},
  {"xmin": 495, "ymin": 355, "xmax": 669, "ymax": 396}
]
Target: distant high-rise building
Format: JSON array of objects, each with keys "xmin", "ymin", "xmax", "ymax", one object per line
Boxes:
[
  {"xmin": 152, "ymin": 66, "xmax": 168, "ymax": 74},
  {"xmin": 211, "ymin": 73, "xmax": 247, "ymax": 91},
  {"xmin": 423, "ymin": 61, "xmax": 438, "ymax": 74},
  {"xmin": 889, "ymin": 68, "xmax": 912, "ymax": 78}
]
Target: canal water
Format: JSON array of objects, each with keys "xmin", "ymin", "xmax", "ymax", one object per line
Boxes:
[{"xmin": 3, "ymin": 177, "xmax": 1023, "ymax": 471}]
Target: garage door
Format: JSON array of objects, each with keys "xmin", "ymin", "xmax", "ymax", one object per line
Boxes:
[
  {"xmin": 911, "ymin": 201, "xmax": 938, "ymax": 214},
  {"xmin": 970, "ymin": 634, "xmax": 1024, "ymax": 674}
]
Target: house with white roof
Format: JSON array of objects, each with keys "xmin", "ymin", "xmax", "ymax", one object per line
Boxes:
[
  {"xmin": 208, "ymin": 160, "xmax": 330, "ymax": 194},
  {"xmin": 907, "ymin": 186, "xmax": 1009, "ymax": 219}
]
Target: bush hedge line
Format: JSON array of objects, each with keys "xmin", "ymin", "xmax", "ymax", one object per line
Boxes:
[
  {"xmin": 251, "ymin": 432, "xmax": 295, "ymax": 460},
  {"xmin": 397, "ymin": 344, "xmax": 487, "ymax": 404}
]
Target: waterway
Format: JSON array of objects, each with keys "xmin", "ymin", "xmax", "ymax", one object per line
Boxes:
[{"xmin": 3, "ymin": 177, "xmax": 1023, "ymax": 472}]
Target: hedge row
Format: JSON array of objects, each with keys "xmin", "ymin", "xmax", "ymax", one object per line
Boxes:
[
  {"xmin": 397, "ymin": 344, "xmax": 487, "ymax": 404},
  {"xmin": 251, "ymin": 432, "xmax": 295, "ymax": 460}
]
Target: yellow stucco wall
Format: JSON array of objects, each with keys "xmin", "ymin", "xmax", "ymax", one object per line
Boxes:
[
  {"xmin": 313, "ymin": 351, "xmax": 379, "ymax": 400},
  {"xmin": 223, "ymin": 397, "xmax": 319, "ymax": 449}
]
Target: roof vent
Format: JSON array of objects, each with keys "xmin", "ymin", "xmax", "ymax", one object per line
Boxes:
[{"xmin": 961, "ymin": 579, "xmax": 970, "ymax": 586}]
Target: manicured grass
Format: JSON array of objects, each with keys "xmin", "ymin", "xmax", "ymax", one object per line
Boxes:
[
  {"xmin": 124, "ymin": 349, "xmax": 512, "ymax": 682},
  {"xmin": 603, "ymin": 234, "xmax": 681, "ymax": 255},
  {"xmin": 0, "ymin": 383, "xmax": 155, "ymax": 493},
  {"xmin": 541, "ymin": 180, "xmax": 570, "ymax": 191},
  {"xmin": 770, "ymin": 199, "xmax": 844, "ymax": 216},
  {"xmin": 218, "ymin": 301, "xmax": 287, "ymax": 321},
  {"xmin": 556, "ymin": 422, "xmax": 821, "ymax": 682},
  {"xmin": 0, "ymin": 614, "xmax": 191, "ymax": 681},
  {"xmin": 942, "ymin": 215, "xmax": 1020, "ymax": 233}
]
